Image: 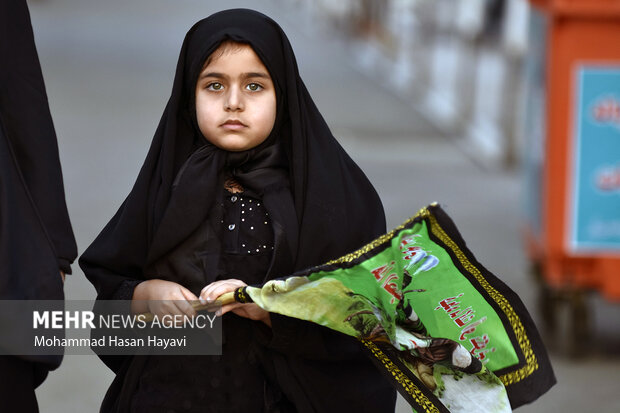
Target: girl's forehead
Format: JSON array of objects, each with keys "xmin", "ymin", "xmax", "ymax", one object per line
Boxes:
[{"xmin": 203, "ymin": 41, "xmax": 260, "ymax": 69}]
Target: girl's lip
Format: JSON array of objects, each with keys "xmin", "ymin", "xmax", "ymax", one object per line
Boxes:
[{"xmin": 221, "ymin": 120, "xmax": 247, "ymax": 130}]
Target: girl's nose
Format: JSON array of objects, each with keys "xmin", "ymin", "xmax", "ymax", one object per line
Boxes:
[{"xmin": 225, "ymin": 87, "xmax": 243, "ymax": 111}]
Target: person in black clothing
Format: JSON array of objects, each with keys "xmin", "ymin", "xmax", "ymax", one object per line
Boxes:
[
  {"xmin": 81, "ymin": 9, "xmax": 395, "ymax": 412},
  {"xmin": 0, "ymin": 0, "xmax": 78, "ymax": 411}
]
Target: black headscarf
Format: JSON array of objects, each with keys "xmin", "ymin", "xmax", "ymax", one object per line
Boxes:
[
  {"xmin": 0, "ymin": 0, "xmax": 77, "ymax": 301},
  {"xmin": 81, "ymin": 8, "xmax": 386, "ymax": 299}
]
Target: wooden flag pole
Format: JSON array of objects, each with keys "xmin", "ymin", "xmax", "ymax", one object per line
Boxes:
[{"xmin": 139, "ymin": 291, "xmax": 236, "ymax": 322}]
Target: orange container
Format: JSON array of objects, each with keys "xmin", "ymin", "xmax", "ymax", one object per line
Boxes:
[{"xmin": 527, "ymin": 0, "xmax": 620, "ymax": 301}]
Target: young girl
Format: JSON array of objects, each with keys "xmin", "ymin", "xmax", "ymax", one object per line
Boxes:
[{"xmin": 81, "ymin": 9, "xmax": 395, "ymax": 412}]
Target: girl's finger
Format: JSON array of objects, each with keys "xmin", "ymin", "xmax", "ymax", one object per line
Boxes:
[
  {"xmin": 154, "ymin": 301, "xmax": 183, "ymax": 325},
  {"xmin": 180, "ymin": 286, "xmax": 199, "ymax": 302},
  {"xmin": 200, "ymin": 279, "xmax": 245, "ymax": 304},
  {"xmin": 219, "ymin": 302, "xmax": 242, "ymax": 316},
  {"xmin": 200, "ymin": 280, "xmax": 230, "ymax": 302},
  {"xmin": 173, "ymin": 298, "xmax": 197, "ymax": 318},
  {"xmin": 179, "ymin": 287, "xmax": 199, "ymax": 316},
  {"xmin": 199, "ymin": 283, "xmax": 220, "ymax": 304}
]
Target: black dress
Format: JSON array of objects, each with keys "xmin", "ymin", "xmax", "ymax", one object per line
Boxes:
[{"xmin": 126, "ymin": 189, "xmax": 279, "ymax": 412}]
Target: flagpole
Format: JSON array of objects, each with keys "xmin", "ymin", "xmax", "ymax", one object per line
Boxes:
[{"xmin": 139, "ymin": 291, "xmax": 236, "ymax": 322}]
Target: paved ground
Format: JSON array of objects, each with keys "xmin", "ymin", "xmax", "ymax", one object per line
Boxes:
[{"xmin": 26, "ymin": 0, "xmax": 620, "ymax": 411}]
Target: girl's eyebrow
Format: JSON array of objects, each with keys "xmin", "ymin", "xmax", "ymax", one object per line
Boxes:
[
  {"xmin": 242, "ymin": 72, "xmax": 270, "ymax": 80},
  {"xmin": 199, "ymin": 71, "xmax": 271, "ymax": 80},
  {"xmin": 199, "ymin": 72, "xmax": 226, "ymax": 80}
]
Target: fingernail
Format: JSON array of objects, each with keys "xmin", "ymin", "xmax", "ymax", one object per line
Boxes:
[
  {"xmin": 206, "ymin": 297, "xmax": 213, "ymax": 304},
  {"xmin": 215, "ymin": 309, "xmax": 221, "ymax": 316},
  {"xmin": 199, "ymin": 298, "xmax": 206, "ymax": 305}
]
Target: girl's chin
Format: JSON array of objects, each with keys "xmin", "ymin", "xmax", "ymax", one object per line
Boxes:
[
  {"xmin": 216, "ymin": 142, "xmax": 254, "ymax": 152},
  {"xmin": 208, "ymin": 136, "xmax": 268, "ymax": 152}
]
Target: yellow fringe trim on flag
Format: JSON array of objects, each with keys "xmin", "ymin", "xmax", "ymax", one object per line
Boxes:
[
  {"xmin": 426, "ymin": 213, "xmax": 539, "ymax": 386},
  {"xmin": 361, "ymin": 340, "xmax": 441, "ymax": 413}
]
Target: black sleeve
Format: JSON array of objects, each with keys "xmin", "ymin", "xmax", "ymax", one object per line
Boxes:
[
  {"xmin": 0, "ymin": 0, "xmax": 77, "ymax": 273},
  {"xmin": 111, "ymin": 279, "xmax": 143, "ymax": 301}
]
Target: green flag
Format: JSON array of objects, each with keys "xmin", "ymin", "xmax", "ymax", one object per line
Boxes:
[{"xmin": 232, "ymin": 203, "xmax": 555, "ymax": 412}]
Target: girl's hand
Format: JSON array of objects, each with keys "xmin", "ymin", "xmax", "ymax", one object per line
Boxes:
[
  {"xmin": 200, "ymin": 279, "xmax": 271, "ymax": 327},
  {"xmin": 131, "ymin": 279, "xmax": 198, "ymax": 321}
]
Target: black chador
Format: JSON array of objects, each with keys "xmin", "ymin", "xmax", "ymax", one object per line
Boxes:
[
  {"xmin": 0, "ymin": 0, "xmax": 77, "ymax": 411},
  {"xmin": 81, "ymin": 9, "xmax": 395, "ymax": 412}
]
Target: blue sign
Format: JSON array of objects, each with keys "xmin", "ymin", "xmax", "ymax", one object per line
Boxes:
[{"xmin": 570, "ymin": 66, "xmax": 620, "ymax": 253}]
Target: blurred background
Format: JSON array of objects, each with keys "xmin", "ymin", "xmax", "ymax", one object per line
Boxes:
[{"xmin": 26, "ymin": 0, "xmax": 620, "ymax": 411}]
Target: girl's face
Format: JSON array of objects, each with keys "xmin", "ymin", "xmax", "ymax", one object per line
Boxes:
[{"xmin": 195, "ymin": 43, "xmax": 277, "ymax": 151}]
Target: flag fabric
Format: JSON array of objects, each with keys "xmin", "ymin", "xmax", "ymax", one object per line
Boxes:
[{"xmin": 232, "ymin": 203, "xmax": 555, "ymax": 412}]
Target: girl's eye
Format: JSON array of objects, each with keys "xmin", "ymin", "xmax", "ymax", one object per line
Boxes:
[
  {"xmin": 207, "ymin": 82, "xmax": 223, "ymax": 91},
  {"xmin": 246, "ymin": 83, "xmax": 263, "ymax": 92}
]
